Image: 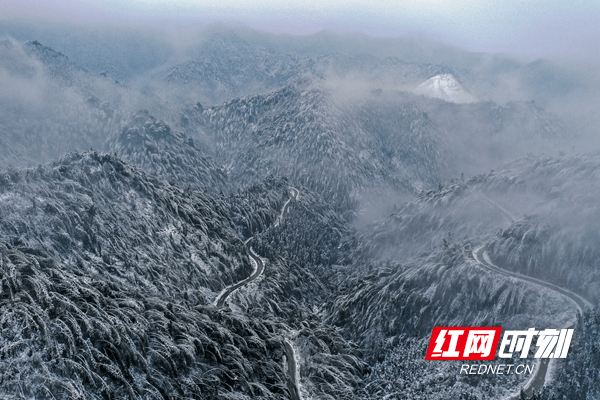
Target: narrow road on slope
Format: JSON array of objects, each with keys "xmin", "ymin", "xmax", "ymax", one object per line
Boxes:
[
  {"xmin": 473, "ymin": 246, "xmax": 591, "ymax": 315},
  {"xmin": 473, "ymin": 195, "xmax": 593, "ymax": 398},
  {"xmin": 275, "ymin": 187, "xmax": 299, "ymax": 228},
  {"xmin": 284, "ymin": 339, "xmax": 301, "ymax": 400},
  {"xmin": 213, "ymin": 187, "xmax": 302, "ymax": 400},
  {"xmin": 215, "ymin": 246, "xmax": 264, "ymax": 308},
  {"xmin": 473, "ymin": 246, "xmax": 592, "ymax": 398},
  {"xmin": 215, "ymin": 187, "xmax": 299, "ymax": 308}
]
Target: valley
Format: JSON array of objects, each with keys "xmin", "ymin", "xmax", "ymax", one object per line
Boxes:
[{"xmin": 0, "ymin": 25, "xmax": 599, "ymax": 400}]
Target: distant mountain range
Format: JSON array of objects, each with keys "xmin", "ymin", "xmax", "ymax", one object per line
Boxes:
[
  {"xmin": 156, "ymin": 32, "xmax": 312, "ymax": 105},
  {"xmin": 0, "ymin": 26, "xmax": 598, "ymax": 400}
]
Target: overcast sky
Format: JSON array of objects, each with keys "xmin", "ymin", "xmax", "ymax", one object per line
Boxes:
[{"xmin": 2, "ymin": 0, "xmax": 599, "ymax": 62}]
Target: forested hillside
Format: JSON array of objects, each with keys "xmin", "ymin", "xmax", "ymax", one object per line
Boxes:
[{"xmin": 0, "ymin": 25, "xmax": 598, "ymax": 400}]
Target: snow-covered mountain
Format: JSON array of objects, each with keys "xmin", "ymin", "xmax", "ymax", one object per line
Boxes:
[
  {"xmin": 191, "ymin": 78, "xmax": 451, "ymax": 209},
  {"xmin": 155, "ymin": 32, "xmax": 312, "ymax": 105},
  {"xmin": 0, "ymin": 40, "xmax": 122, "ymax": 166},
  {"xmin": 330, "ymin": 153, "xmax": 600, "ymax": 399},
  {"xmin": 413, "ymin": 73, "xmax": 478, "ymax": 103},
  {"xmin": 107, "ymin": 110, "xmax": 229, "ymax": 193},
  {"xmin": 0, "ymin": 151, "xmax": 367, "ymax": 399},
  {"xmin": 1, "ymin": 26, "xmax": 599, "ymax": 400}
]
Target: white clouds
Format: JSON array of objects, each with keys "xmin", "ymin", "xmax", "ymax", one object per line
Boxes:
[{"xmin": 2, "ymin": 0, "xmax": 599, "ymax": 62}]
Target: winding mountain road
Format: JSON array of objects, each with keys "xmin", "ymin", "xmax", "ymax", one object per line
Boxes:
[
  {"xmin": 214, "ymin": 187, "xmax": 299, "ymax": 308},
  {"xmin": 275, "ymin": 187, "xmax": 299, "ymax": 228},
  {"xmin": 215, "ymin": 246, "xmax": 264, "ymax": 308},
  {"xmin": 284, "ymin": 339, "xmax": 301, "ymax": 400},
  {"xmin": 473, "ymin": 246, "xmax": 590, "ymax": 398},
  {"xmin": 473, "ymin": 247, "xmax": 591, "ymax": 316},
  {"xmin": 473, "ymin": 196, "xmax": 593, "ymax": 399},
  {"xmin": 213, "ymin": 187, "xmax": 301, "ymax": 399}
]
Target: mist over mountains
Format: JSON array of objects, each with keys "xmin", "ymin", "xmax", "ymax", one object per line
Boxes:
[{"xmin": 1, "ymin": 23, "xmax": 600, "ymax": 399}]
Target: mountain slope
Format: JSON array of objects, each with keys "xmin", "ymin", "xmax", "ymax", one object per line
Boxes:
[
  {"xmin": 0, "ymin": 152, "xmax": 297, "ymax": 399},
  {"xmin": 0, "ymin": 40, "xmax": 178, "ymax": 168},
  {"xmin": 107, "ymin": 110, "xmax": 229, "ymax": 193},
  {"xmin": 313, "ymin": 52, "xmax": 456, "ymax": 89},
  {"xmin": 156, "ymin": 32, "xmax": 312, "ymax": 105},
  {"xmin": 0, "ymin": 152, "xmax": 370, "ymax": 399},
  {"xmin": 0, "ymin": 40, "xmax": 121, "ymax": 166},
  {"xmin": 482, "ymin": 153, "xmax": 600, "ymax": 304},
  {"xmin": 191, "ymin": 78, "xmax": 451, "ymax": 210},
  {"xmin": 413, "ymin": 73, "xmax": 478, "ymax": 104}
]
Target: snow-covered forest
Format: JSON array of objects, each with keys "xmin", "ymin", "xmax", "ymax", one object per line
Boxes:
[{"xmin": 1, "ymin": 23, "xmax": 600, "ymax": 399}]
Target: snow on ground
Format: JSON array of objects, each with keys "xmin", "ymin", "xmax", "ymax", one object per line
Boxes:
[{"xmin": 413, "ymin": 73, "xmax": 478, "ymax": 104}]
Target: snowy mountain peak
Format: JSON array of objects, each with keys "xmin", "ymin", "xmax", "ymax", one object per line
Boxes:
[{"xmin": 413, "ymin": 73, "xmax": 478, "ymax": 104}]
